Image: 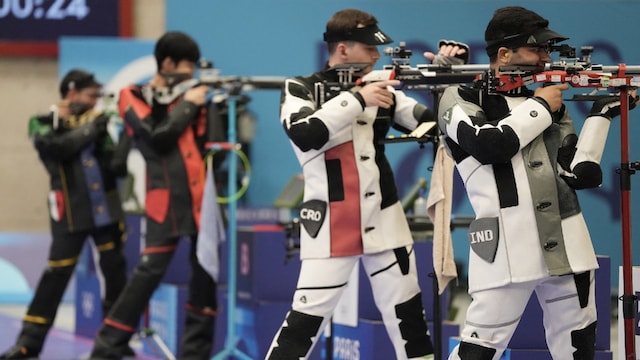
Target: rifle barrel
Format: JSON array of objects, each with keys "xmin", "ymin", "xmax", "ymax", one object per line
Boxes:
[
  {"xmin": 200, "ymin": 76, "xmax": 286, "ymax": 90},
  {"xmin": 599, "ymin": 65, "xmax": 640, "ymax": 74},
  {"xmin": 415, "ymin": 64, "xmax": 490, "ymax": 73}
]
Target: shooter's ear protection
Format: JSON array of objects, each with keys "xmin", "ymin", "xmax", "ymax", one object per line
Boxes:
[{"xmin": 497, "ymin": 47, "xmax": 510, "ymax": 61}]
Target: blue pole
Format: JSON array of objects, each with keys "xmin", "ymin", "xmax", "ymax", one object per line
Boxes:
[{"xmin": 212, "ymin": 90, "xmax": 252, "ymax": 360}]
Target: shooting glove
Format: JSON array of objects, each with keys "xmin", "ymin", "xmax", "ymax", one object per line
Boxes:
[
  {"xmin": 589, "ymin": 94, "xmax": 638, "ymax": 120},
  {"xmin": 556, "ymin": 133, "xmax": 578, "ymax": 173},
  {"xmin": 93, "ymin": 114, "xmax": 109, "ymax": 135},
  {"xmin": 431, "ymin": 40, "xmax": 470, "ymax": 66}
]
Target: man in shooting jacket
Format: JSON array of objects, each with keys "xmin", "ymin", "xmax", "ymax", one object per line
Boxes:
[
  {"xmin": 438, "ymin": 6, "xmax": 638, "ymax": 359},
  {"xmin": 90, "ymin": 31, "xmax": 226, "ymax": 360},
  {"xmin": 0, "ymin": 69, "xmax": 130, "ymax": 359},
  {"xmin": 266, "ymin": 8, "xmax": 468, "ymax": 360}
]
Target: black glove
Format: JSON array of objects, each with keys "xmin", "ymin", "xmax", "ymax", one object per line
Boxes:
[
  {"xmin": 557, "ymin": 133, "xmax": 577, "ymax": 173},
  {"xmin": 93, "ymin": 115, "xmax": 109, "ymax": 134},
  {"xmin": 552, "ymin": 104, "xmax": 566, "ymax": 123},
  {"xmin": 431, "ymin": 39, "xmax": 470, "ymax": 65},
  {"xmin": 589, "ymin": 94, "xmax": 638, "ymax": 120}
]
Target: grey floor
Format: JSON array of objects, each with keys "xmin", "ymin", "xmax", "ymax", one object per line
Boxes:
[{"xmin": 0, "ymin": 289, "xmax": 621, "ymax": 359}]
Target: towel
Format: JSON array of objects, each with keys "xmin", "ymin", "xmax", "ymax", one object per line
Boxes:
[
  {"xmin": 196, "ymin": 158, "xmax": 226, "ymax": 282},
  {"xmin": 426, "ymin": 141, "xmax": 457, "ymax": 294}
]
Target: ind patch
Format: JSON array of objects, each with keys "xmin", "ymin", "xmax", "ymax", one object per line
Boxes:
[
  {"xmin": 468, "ymin": 217, "xmax": 499, "ymax": 263},
  {"xmin": 299, "ymin": 200, "xmax": 327, "ymax": 238}
]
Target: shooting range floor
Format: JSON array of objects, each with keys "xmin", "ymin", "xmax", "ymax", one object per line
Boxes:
[
  {"xmin": 0, "ymin": 304, "xmax": 160, "ymax": 360},
  {"xmin": 0, "ymin": 293, "xmax": 621, "ymax": 359}
]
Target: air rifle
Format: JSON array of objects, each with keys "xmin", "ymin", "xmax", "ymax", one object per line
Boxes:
[
  {"xmin": 319, "ymin": 43, "xmax": 640, "ymax": 101},
  {"xmin": 196, "ymin": 59, "xmax": 286, "ymax": 93},
  {"xmin": 151, "ymin": 59, "xmax": 286, "ymax": 104},
  {"xmin": 316, "ymin": 41, "xmax": 487, "ymax": 104},
  {"xmin": 360, "ymin": 42, "xmax": 487, "ymax": 89},
  {"xmin": 479, "ymin": 45, "xmax": 640, "ymax": 99},
  {"xmin": 313, "ymin": 42, "xmax": 488, "ymax": 145}
]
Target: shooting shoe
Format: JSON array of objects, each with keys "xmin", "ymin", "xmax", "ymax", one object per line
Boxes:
[
  {"xmin": 0, "ymin": 345, "xmax": 38, "ymax": 359},
  {"xmin": 123, "ymin": 345, "xmax": 135, "ymax": 357}
]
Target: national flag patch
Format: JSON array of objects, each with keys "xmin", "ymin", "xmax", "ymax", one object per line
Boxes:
[{"xmin": 48, "ymin": 190, "xmax": 65, "ymax": 222}]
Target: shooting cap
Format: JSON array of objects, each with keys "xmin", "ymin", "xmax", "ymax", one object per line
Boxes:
[
  {"xmin": 486, "ymin": 28, "xmax": 568, "ymax": 56},
  {"xmin": 485, "ymin": 6, "xmax": 568, "ymax": 57},
  {"xmin": 323, "ymin": 24, "xmax": 393, "ymax": 45},
  {"xmin": 60, "ymin": 69, "xmax": 101, "ymax": 97}
]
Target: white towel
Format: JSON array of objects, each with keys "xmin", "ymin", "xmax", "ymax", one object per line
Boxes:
[
  {"xmin": 196, "ymin": 159, "xmax": 226, "ymax": 282},
  {"xmin": 426, "ymin": 141, "xmax": 457, "ymax": 294}
]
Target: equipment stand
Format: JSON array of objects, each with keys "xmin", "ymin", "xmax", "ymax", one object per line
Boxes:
[
  {"xmin": 617, "ymin": 80, "xmax": 638, "ymax": 360},
  {"xmin": 428, "ymin": 272, "xmax": 442, "ymax": 360},
  {"xmin": 212, "ymin": 83, "xmax": 252, "ymax": 360}
]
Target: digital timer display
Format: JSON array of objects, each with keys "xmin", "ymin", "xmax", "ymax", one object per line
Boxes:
[{"xmin": 0, "ymin": 0, "xmax": 131, "ymax": 56}]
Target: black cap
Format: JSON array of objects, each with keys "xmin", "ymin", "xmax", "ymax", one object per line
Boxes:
[
  {"xmin": 484, "ymin": 6, "xmax": 569, "ymax": 57},
  {"xmin": 323, "ymin": 24, "xmax": 393, "ymax": 45},
  {"xmin": 486, "ymin": 27, "xmax": 568, "ymax": 57},
  {"xmin": 59, "ymin": 69, "xmax": 102, "ymax": 97},
  {"xmin": 526, "ymin": 27, "xmax": 568, "ymax": 45}
]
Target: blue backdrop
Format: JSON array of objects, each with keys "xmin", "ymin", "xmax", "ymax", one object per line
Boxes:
[{"xmin": 162, "ymin": 0, "xmax": 640, "ymax": 289}]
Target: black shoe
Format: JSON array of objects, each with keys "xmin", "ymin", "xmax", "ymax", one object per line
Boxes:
[
  {"xmin": 122, "ymin": 346, "xmax": 135, "ymax": 357},
  {"xmin": 0, "ymin": 345, "xmax": 38, "ymax": 359}
]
